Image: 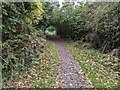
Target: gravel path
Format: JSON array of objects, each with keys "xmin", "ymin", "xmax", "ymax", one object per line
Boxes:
[{"xmin": 50, "ymin": 35, "xmax": 93, "ymax": 88}]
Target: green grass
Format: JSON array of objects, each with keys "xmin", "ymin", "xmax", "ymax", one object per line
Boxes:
[
  {"xmin": 64, "ymin": 41, "xmax": 119, "ymax": 88},
  {"xmin": 34, "ymin": 40, "xmax": 59, "ymax": 88}
]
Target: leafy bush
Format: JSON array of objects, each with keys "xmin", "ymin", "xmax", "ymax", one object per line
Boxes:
[{"xmin": 2, "ymin": 2, "xmax": 46, "ymax": 83}]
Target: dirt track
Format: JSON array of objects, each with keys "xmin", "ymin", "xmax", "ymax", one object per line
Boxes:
[{"xmin": 50, "ymin": 35, "xmax": 93, "ymax": 88}]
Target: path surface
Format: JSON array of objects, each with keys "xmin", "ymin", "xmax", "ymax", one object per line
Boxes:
[{"xmin": 49, "ymin": 35, "xmax": 93, "ymax": 88}]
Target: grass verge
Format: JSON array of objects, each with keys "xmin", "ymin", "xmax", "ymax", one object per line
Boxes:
[
  {"xmin": 5, "ymin": 40, "xmax": 59, "ymax": 88},
  {"xmin": 64, "ymin": 41, "xmax": 119, "ymax": 88},
  {"xmin": 33, "ymin": 40, "xmax": 59, "ymax": 88}
]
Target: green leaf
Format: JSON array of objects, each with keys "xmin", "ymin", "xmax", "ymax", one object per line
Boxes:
[{"xmin": 32, "ymin": 61, "xmax": 40, "ymax": 65}]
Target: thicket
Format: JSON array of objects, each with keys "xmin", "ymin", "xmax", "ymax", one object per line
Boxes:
[
  {"xmin": 2, "ymin": 2, "xmax": 46, "ymax": 83},
  {"xmin": 82, "ymin": 2, "xmax": 120, "ymax": 53},
  {"xmin": 44, "ymin": 2, "xmax": 120, "ymax": 53}
]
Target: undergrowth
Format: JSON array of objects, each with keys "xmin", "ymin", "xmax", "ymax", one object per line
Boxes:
[{"xmin": 4, "ymin": 40, "xmax": 59, "ymax": 88}]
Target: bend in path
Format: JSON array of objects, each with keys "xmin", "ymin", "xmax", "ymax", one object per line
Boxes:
[{"xmin": 49, "ymin": 35, "xmax": 93, "ymax": 88}]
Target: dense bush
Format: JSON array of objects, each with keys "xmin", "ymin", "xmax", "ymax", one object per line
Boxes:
[
  {"xmin": 2, "ymin": 2, "xmax": 46, "ymax": 83},
  {"xmin": 82, "ymin": 2, "xmax": 120, "ymax": 53}
]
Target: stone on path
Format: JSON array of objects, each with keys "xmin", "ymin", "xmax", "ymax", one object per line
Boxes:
[{"xmin": 50, "ymin": 35, "xmax": 93, "ymax": 88}]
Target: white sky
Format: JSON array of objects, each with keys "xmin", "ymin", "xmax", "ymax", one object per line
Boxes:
[{"xmin": 58, "ymin": 0, "xmax": 85, "ymax": 7}]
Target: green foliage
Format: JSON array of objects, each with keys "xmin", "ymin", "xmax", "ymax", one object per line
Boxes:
[
  {"xmin": 2, "ymin": 2, "xmax": 45, "ymax": 84},
  {"xmin": 82, "ymin": 2, "xmax": 120, "ymax": 52},
  {"xmin": 45, "ymin": 26, "xmax": 57, "ymax": 35},
  {"xmin": 2, "ymin": 1, "xmax": 120, "ymax": 88},
  {"xmin": 46, "ymin": 26, "xmax": 56, "ymax": 32},
  {"xmin": 4, "ymin": 40, "xmax": 58, "ymax": 88},
  {"xmin": 42, "ymin": 2, "xmax": 120, "ymax": 52}
]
